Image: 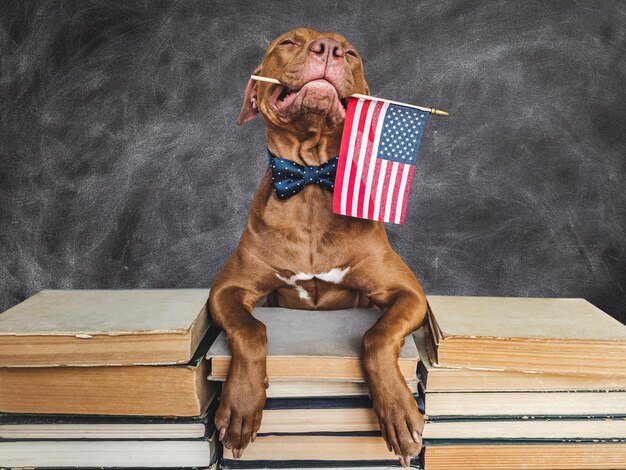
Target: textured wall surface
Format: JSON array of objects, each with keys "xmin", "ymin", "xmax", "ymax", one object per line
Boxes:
[{"xmin": 1, "ymin": 1, "xmax": 625, "ymax": 321}]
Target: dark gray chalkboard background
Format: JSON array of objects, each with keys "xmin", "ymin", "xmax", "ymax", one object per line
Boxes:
[{"xmin": 1, "ymin": 1, "xmax": 625, "ymax": 321}]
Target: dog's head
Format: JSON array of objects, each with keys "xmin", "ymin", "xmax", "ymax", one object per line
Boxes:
[{"xmin": 237, "ymin": 28, "xmax": 368, "ymax": 134}]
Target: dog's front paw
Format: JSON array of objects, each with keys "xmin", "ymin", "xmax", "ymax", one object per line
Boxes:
[
  {"xmin": 370, "ymin": 379, "xmax": 423, "ymax": 468},
  {"xmin": 215, "ymin": 359, "xmax": 267, "ymax": 458}
]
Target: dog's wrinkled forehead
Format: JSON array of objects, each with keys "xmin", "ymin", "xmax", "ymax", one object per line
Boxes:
[{"xmin": 262, "ymin": 28, "xmax": 357, "ymax": 65}]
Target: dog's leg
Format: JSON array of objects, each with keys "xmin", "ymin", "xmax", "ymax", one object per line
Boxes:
[
  {"xmin": 343, "ymin": 249, "xmax": 427, "ymax": 468},
  {"xmin": 208, "ymin": 249, "xmax": 278, "ymax": 458}
]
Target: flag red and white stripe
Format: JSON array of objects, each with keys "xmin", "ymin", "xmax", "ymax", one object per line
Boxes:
[{"xmin": 333, "ymin": 97, "xmax": 428, "ymax": 224}]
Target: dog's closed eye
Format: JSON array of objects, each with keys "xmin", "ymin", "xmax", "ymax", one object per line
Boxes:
[{"xmin": 279, "ymin": 39, "xmax": 296, "ymax": 46}]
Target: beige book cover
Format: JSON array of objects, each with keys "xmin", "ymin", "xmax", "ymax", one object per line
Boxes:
[
  {"xmin": 0, "ymin": 289, "xmax": 210, "ymax": 367},
  {"xmin": 427, "ymin": 296, "xmax": 626, "ymax": 341},
  {"xmin": 426, "ymin": 295, "xmax": 626, "ymax": 374},
  {"xmin": 207, "ymin": 307, "xmax": 419, "ymax": 381}
]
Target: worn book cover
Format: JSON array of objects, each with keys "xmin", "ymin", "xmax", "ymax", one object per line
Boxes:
[
  {"xmin": 426, "ymin": 296, "xmax": 626, "ymax": 374},
  {"xmin": 207, "ymin": 307, "xmax": 419, "ymax": 382},
  {"xmin": 0, "ymin": 289, "xmax": 211, "ymax": 367}
]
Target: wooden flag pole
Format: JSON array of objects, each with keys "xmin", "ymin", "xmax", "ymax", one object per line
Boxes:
[{"xmin": 250, "ymin": 74, "xmax": 449, "ymax": 116}]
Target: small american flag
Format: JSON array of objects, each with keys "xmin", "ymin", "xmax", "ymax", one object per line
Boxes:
[{"xmin": 333, "ymin": 97, "xmax": 429, "ymax": 224}]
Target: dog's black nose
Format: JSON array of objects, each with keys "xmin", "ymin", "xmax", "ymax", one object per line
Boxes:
[{"xmin": 309, "ymin": 38, "xmax": 344, "ymax": 59}]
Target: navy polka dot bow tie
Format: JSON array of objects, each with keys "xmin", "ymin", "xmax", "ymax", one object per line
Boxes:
[{"xmin": 267, "ymin": 149, "xmax": 339, "ymax": 200}]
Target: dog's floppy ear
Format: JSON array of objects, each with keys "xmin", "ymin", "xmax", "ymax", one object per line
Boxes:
[{"xmin": 237, "ymin": 65, "xmax": 262, "ymax": 125}]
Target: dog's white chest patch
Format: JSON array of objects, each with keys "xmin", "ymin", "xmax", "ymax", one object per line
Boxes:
[{"xmin": 275, "ymin": 267, "xmax": 350, "ymax": 300}]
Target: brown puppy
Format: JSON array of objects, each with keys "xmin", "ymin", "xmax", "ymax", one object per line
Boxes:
[{"xmin": 209, "ymin": 27, "xmax": 427, "ymax": 467}]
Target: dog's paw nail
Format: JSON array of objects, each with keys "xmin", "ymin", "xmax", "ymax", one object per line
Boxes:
[
  {"xmin": 412, "ymin": 431, "xmax": 421, "ymax": 443},
  {"xmin": 218, "ymin": 427, "xmax": 226, "ymax": 441}
]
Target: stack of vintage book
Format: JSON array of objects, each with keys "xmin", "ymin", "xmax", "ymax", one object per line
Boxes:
[
  {"xmin": 417, "ymin": 296, "xmax": 626, "ymax": 470},
  {"xmin": 0, "ymin": 289, "xmax": 219, "ymax": 469},
  {"xmin": 4, "ymin": 291, "xmax": 625, "ymax": 469},
  {"xmin": 206, "ymin": 307, "xmax": 422, "ymax": 469}
]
